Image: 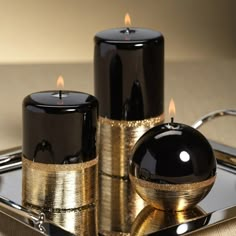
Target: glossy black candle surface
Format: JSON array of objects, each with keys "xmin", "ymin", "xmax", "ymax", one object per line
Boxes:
[
  {"xmin": 130, "ymin": 123, "xmax": 216, "ymax": 184},
  {"xmin": 94, "ymin": 27, "xmax": 164, "ymax": 120},
  {"xmin": 23, "ymin": 91, "xmax": 98, "ymax": 164}
]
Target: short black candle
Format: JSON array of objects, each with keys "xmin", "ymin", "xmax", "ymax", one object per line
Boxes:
[
  {"xmin": 94, "ymin": 27, "xmax": 164, "ymax": 120},
  {"xmin": 23, "ymin": 90, "xmax": 98, "ymax": 164}
]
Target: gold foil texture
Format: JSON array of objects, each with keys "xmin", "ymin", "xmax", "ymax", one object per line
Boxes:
[
  {"xmin": 98, "ymin": 115, "xmax": 164, "ymax": 234},
  {"xmin": 130, "ymin": 175, "xmax": 216, "ymax": 211},
  {"xmin": 98, "ymin": 115, "xmax": 164, "ymax": 178},
  {"xmin": 22, "ymin": 156, "xmax": 98, "ymax": 235}
]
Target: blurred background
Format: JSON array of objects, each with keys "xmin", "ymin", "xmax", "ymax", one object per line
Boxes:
[
  {"xmin": 0, "ymin": 0, "xmax": 235, "ymax": 63},
  {"xmin": 0, "ymin": 0, "xmax": 235, "ymax": 148}
]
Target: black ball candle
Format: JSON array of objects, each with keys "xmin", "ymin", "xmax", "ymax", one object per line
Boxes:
[
  {"xmin": 22, "ymin": 76, "xmax": 98, "ymax": 235},
  {"xmin": 129, "ymin": 100, "xmax": 216, "ymax": 211}
]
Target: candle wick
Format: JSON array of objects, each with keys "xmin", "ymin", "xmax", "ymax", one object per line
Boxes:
[
  {"xmin": 171, "ymin": 117, "xmax": 174, "ymax": 124},
  {"xmin": 59, "ymin": 90, "xmax": 62, "ymax": 99},
  {"xmin": 125, "ymin": 28, "xmax": 130, "ymax": 34}
]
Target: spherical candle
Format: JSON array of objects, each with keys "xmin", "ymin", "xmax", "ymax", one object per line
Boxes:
[{"xmin": 129, "ymin": 120, "xmax": 216, "ymax": 211}]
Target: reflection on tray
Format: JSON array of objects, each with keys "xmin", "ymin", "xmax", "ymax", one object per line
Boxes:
[
  {"xmin": 131, "ymin": 205, "xmax": 205, "ymax": 235},
  {"xmin": 1, "ymin": 141, "xmax": 236, "ymax": 235},
  {"xmin": 99, "ymin": 174, "xmax": 146, "ymax": 235}
]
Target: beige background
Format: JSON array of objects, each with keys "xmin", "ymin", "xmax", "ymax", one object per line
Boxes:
[
  {"xmin": 0, "ymin": 0, "xmax": 235, "ymax": 63},
  {"xmin": 0, "ymin": 1, "xmax": 234, "ymax": 149}
]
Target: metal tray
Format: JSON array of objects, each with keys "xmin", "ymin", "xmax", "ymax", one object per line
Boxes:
[{"xmin": 1, "ymin": 140, "xmax": 236, "ymax": 235}]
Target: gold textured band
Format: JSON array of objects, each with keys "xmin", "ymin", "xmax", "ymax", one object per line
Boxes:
[
  {"xmin": 22, "ymin": 156, "xmax": 98, "ymax": 209},
  {"xmin": 130, "ymin": 175, "xmax": 216, "ymax": 211},
  {"xmin": 22, "ymin": 156, "xmax": 98, "ymax": 235},
  {"xmin": 98, "ymin": 114, "xmax": 164, "ymax": 178},
  {"xmin": 129, "ymin": 175, "xmax": 216, "ymax": 191}
]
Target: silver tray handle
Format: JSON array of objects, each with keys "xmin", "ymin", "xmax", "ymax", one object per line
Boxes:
[{"xmin": 192, "ymin": 109, "xmax": 236, "ymax": 129}]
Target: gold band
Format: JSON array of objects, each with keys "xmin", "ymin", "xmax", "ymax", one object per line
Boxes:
[
  {"xmin": 129, "ymin": 175, "xmax": 216, "ymax": 191},
  {"xmin": 22, "ymin": 156, "xmax": 98, "ymax": 235},
  {"xmin": 130, "ymin": 175, "xmax": 216, "ymax": 211},
  {"xmin": 22, "ymin": 156, "xmax": 98, "ymax": 209},
  {"xmin": 99, "ymin": 115, "xmax": 165, "ymax": 128},
  {"xmin": 22, "ymin": 156, "xmax": 98, "ymax": 171},
  {"xmin": 98, "ymin": 114, "xmax": 164, "ymax": 178}
]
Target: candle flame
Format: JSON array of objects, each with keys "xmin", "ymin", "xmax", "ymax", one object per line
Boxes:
[
  {"xmin": 57, "ymin": 75, "xmax": 64, "ymax": 89},
  {"xmin": 124, "ymin": 13, "xmax": 131, "ymax": 26},
  {"xmin": 169, "ymin": 98, "xmax": 176, "ymax": 117}
]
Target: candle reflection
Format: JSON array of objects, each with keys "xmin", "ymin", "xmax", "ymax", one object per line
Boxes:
[
  {"xmin": 123, "ymin": 80, "xmax": 144, "ymax": 120},
  {"xmin": 109, "ymin": 54, "xmax": 123, "ymax": 118},
  {"xmin": 131, "ymin": 205, "xmax": 205, "ymax": 236},
  {"xmin": 33, "ymin": 140, "xmax": 54, "ymax": 163},
  {"xmin": 176, "ymin": 223, "xmax": 189, "ymax": 234}
]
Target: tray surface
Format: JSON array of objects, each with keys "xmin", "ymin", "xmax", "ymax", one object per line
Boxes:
[{"xmin": 1, "ymin": 164, "xmax": 236, "ymax": 235}]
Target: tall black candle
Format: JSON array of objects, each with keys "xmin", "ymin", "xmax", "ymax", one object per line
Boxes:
[
  {"xmin": 94, "ymin": 14, "xmax": 164, "ymax": 177},
  {"xmin": 94, "ymin": 14, "xmax": 164, "ymax": 234},
  {"xmin": 22, "ymin": 77, "xmax": 99, "ymax": 235},
  {"xmin": 94, "ymin": 29, "xmax": 164, "ymax": 120}
]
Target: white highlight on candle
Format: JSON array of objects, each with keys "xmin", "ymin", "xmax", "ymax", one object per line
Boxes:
[
  {"xmin": 176, "ymin": 223, "xmax": 188, "ymax": 234},
  {"xmin": 154, "ymin": 130, "xmax": 182, "ymax": 140},
  {"xmin": 52, "ymin": 93, "xmax": 68, "ymax": 98},
  {"xmin": 179, "ymin": 151, "xmax": 190, "ymax": 162},
  {"xmin": 134, "ymin": 43, "xmax": 143, "ymax": 47}
]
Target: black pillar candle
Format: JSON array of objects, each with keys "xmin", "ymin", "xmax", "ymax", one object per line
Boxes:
[
  {"xmin": 94, "ymin": 15, "xmax": 164, "ymax": 234},
  {"xmin": 94, "ymin": 21, "xmax": 164, "ymax": 177},
  {"xmin": 94, "ymin": 28, "xmax": 164, "ymax": 120},
  {"xmin": 23, "ymin": 90, "xmax": 98, "ymax": 164},
  {"xmin": 22, "ymin": 79, "xmax": 99, "ymax": 235}
]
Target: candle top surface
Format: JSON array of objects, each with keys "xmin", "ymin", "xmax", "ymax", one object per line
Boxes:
[
  {"xmin": 95, "ymin": 28, "xmax": 163, "ymax": 43},
  {"xmin": 24, "ymin": 90, "xmax": 98, "ymax": 109}
]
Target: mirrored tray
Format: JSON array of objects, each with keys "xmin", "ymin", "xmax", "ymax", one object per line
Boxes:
[{"xmin": 1, "ymin": 141, "xmax": 236, "ymax": 235}]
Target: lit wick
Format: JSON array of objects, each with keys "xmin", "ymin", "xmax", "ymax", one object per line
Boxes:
[
  {"xmin": 124, "ymin": 13, "xmax": 131, "ymax": 34},
  {"xmin": 57, "ymin": 76, "xmax": 64, "ymax": 100},
  {"xmin": 125, "ymin": 28, "xmax": 130, "ymax": 34},
  {"xmin": 169, "ymin": 98, "xmax": 176, "ymax": 125}
]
